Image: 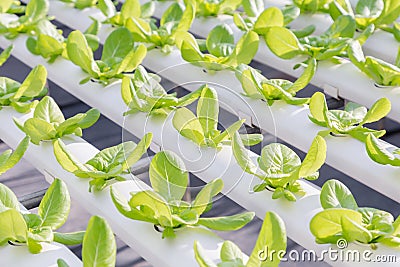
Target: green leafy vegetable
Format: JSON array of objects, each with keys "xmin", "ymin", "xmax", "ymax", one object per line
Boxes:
[
  {"xmin": 310, "ymin": 179, "xmax": 400, "ymax": 248},
  {"xmin": 348, "ymin": 40, "xmax": 400, "ymax": 86},
  {"xmin": 235, "ymin": 58, "xmax": 316, "ymax": 105},
  {"xmin": 14, "ymin": 96, "xmax": 100, "ymax": 145},
  {"xmin": 67, "ymin": 27, "xmax": 146, "ymax": 85},
  {"xmin": 329, "ymin": 0, "xmax": 400, "ymax": 40},
  {"xmin": 111, "ymin": 150, "xmax": 254, "ymax": 238},
  {"xmin": 121, "ymin": 65, "xmax": 202, "ymax": 116},
  {"xmin": 0, "ymin": 0, "xmax": 49, "ymax": 39},
  {"xmin": 0, "ymin": 179, "xmax": 84, "ymax": 253},
  {"xmin": 194, "ymin": 211, "xmax": 287, "ymax": 267},
  {"xmin": 173, "ymin": 85, "xmax": 262, "ymax": 148},
  {"xmin": 192, "ymin": 0, "xmax": 241, "ymax": 17},
  {"xmin": 0, "ymin": 65, "xmax": 48, "ymax": 113},
  {"xmin": 99, "ymin": 0, "xmax": 154, "ymax": 26},
  {"xmin": 0, "ymin": 136, "xmax": 29, "ymax": 176},
  {"xmin": 365, "ymin": 133, "xmax": 400, "ymax": 166},
  {"xmin": 308, "ymin": 92, "xmax": 390, "ymax": 142},
  {"xmin": 60, "ymin": 0, "xmax": 116, "ymax": 11},
  {"xmin": 57, "ymin": 216, "xmax": 116, "ymax": 267},
  {"xmin": 123, "ymin": 1, "xmax": 195, "ymax": 53},
  {"xmin": 232, "ymin": 131, "xmax": 326, "ymax": 201},
  {"xmin": 0, "ymin": 45, "xmax": 12, "ymax": 67},
  {"xmin": 53, "ymin": 133, "xmax": 152, "ymax": 191},
  {"xmin": 177, "ymin": 24, "xmax": 259, "ymax": 71}
]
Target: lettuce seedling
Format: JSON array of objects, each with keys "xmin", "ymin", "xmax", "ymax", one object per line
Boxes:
[
  {"xmin": 125, "ymin": 1, "xmax": 195, "ymax": 53},
  {"xmin": 111, "ymin": 150, "xmax": 255, "ymax": 238},
  {"xmin": 67, "ymin": 27, "xmax": 146, "ymax": 85},
  {"xmin": 121, "ymin": 65, "xmax": 202, "ymax": 116},
  {"xmin": 310, "ymin": 179, "xmax": 400, "ymax": 248},
  {"xmin": 365, "ymin": 133, "xmax": 400, "ymax": 167},
  {"xmin": 234, "ymin": 2, "xmax": 313, "ymax": 37},
  {"xmin": 60, "ymin": 0, "xmax": 116, "ymax": 10},
  {"xmin": 53, "ymin": 133, "xmax": 152, "ymax": 191},
  {"xmin": 191, "ymin": 0, "xmax": 241, "ymax": 17},
  {"xmin": 292, "ymin": 0, "xmax": 332, "ymax": 14},
  {"xmin": 194, "ymin": 211, "xmax": 286, "ymax": 267},
  {"xmin": 0, "ymin": 0, "xmax": 49, "ymax": 39},
  {"xmin": 348, "ymin": 40, "xmax": 400, "ymax": 86},
  {"xmin": 56, "ymin": 216, "xmax": 116, "ymax": 267},
  {"xmin": 0, "ymin": 65, "xmax": 48, "ymax": 113},
  {"xmin": 14, "ymin": 96, "xmax": 100, "ymax": 145},
  {"xmin": 232, "ymin": 132, "xmax": 326, "ymax": 201},
  {"xmin": 176, "ymin": 24, "xmax": 259, "ymax": 71},
  {"xmin": 99, "ymin": 0, "xmax": 154, "ymax": 27},
  {"xmin": 308, "ymin": 92, "xmax": 390, "ymax": 142},
  {"xmin": 173, "ymin": 85, "xmax": 263, "ymax": 148},
  {"xmin": 266, "ymin": 15, "xmax": 373, "ymax": 72},
  {"xmin": 26, "ymin": 18, "xmax": 100, "ymax": 62},
  {"xmin": 329, "ymin": 0, "xmax": 400, "ymax": 38},
  {"xmin": 235, "ymin": 58, "xmax": 316, "ymax": 105},
  {"xmin": 0, "ymin": 136, "xmax": 29, "ymax": 175},
  {"xmin": 0, "ymin": 179, "xmax": 85, "ymax": 253}
]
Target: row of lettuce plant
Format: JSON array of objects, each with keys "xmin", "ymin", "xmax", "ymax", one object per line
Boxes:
[{"xmin": 2, "ymin": 0, "xmax": 400, "ymax": 264}]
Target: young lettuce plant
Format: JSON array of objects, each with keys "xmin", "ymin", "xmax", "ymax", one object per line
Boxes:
[
  {"xmin": 67, "ymin": 27, "xmax": 146, "ymax": 85},
  {"xmin": 26, "ymin": 18, "xmax": 100, "ymax": 62},
  {"xmin": 266, "ymin": 15, "xmax": 373, "ymax": 72},
  {"xmin": 0, "ymin": 136, "xmax": 29, "ymax": 176},
  {"xmin": 52, "ymin": 133, "xmax": 152, "ymax": 191},
  {"xmin": 56, "ymin": 216, "xmax": 116, "ymax": 267},
  {"xmin": 0, "ymin": 179, "xmax": 85, "ymax": 253},
  {"xmin": 173, "ymin": 85, "xmax": 263, "ymax": 148},
  {"xmin": 121, "ymin": 65, "xmax": 202, "ymax": 116},
  {"xmin": 110, "ymin": 150, "xmax": 255, "ymax": 238},
  {"xmin": 0, "ymin": 0, "xmax": 49, "ymax": 39},
  {"xmin": 235, "ymin": 58, "xmax": 316, "ymax": 106},
  {"xmin": 308, "ymin": 92, "xmax": 390, "ymax": 142},
  {"xmin": 232, "ymin": 132, "xmax": 326, "ymax": 201},
  {"xmin": 0, "ymin": 65, "xmax": 48, "ymax": 113},
  {"xmin": 14, "ymin": 96, "xmax": 100, "ymax": 145},
  {"xmin": 99, "ymin": 0, "xmax": 154, "ymax": 27},
  {"xmin": 125, "ymin": 1, "xmax": 195, "ymax": 53},
  {"xmin": 194, "ymin": 211, "xmax": 287, "ymax": 267},
  {"xmin": 348, "ymin": 40, "xmax": 400, "ymax": 87},
  {"xmin": 365, "ymin": 133, "xmax": 400, "ymax": 167},
  {"xmin": 329, "ymin": 0, "xmax": 400, "ymax": 39},
  {"xmin": 310, "ymin": 179, "xmax": 400, "ymax": 249},
  {"xmin": 191, "ymin": 0, "xmax": 241, "ymax": 17},
  {"xmin": 176, "ymin": 24, "xmax": 259, "ymax": 71},
  {"xmin": 234, "ymin": 2, "xmax": 314, "ymax": 37}
]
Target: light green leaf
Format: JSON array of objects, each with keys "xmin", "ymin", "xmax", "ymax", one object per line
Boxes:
[
  {"xmin": 299, "ymin": 135, "xmax": 326, "ymax": 178},
  {"xmin": 193, "ymin": 241, "xmax": 217, "ymax": 267},
  {"xmin": 192, "ymin": 178, "xmax": 223, "ymax": 215},
  {"xmin": 341, "ymin": 215, "xmax": 372, "ymax": 243},
  {"xmin": 247, "ymin": 211, "xmax": 287, "ymax": 267},
  {"xmin": 0, "ymin": 136, "xmax": 29, "ymax": 176},
  {"xmin": 173, "ymin": 107, "xmax": 205, "ymax": 146},
  {"xmin": 0, "ymin": 45, "xmax": 12, "ymax": 66},
  {"xmin": 220, "ymin": 240, "xmax": 244, "ymax": 263},
  {"xmin": 243, "ymin": 0, "xmax": 264, "ymax": 17},
  {"xmin": 266, "ymin": 27, "xmax": 303, "ymax": 59},
  {"xmin": 0, "ymin": 183, "xmax": 19, "ymax": 212},
  {"xmin": 149, "ymin": 151, "xmax": 188, "ymax": 202},
  {"xmin": 39, "ymin": 179, "xmax": 70, "ymax": 230},
  {"xmin": 82, "ymin": 216, "xmax": 116, "ymax": 267},
  {"xmin": 53, "ymin": 231, "xmax": 85, "ymax": 246},
  {"xmin": 197, "ymin": 212, "xmax": 254, "ymax": 231},
  {"xmin": 231, "ymin": 131, "xmax": 261, "ymax": 176},
  {"xmin": 310, "ymin": 208, "xmax": 362, "ymax": 239},
  {"xmin": 320, "ymin": 179, "xmax": 358, "ymax": 210},
  {"xmin": 259, "ymin": 143, "xmax": 301, "ymax": 178},
  {"xmin": 102, "ymin": 27, "xmax": 133, "ymax": 63},
  {"xmin": 254, "ymin": 7, "xmax": 284, "ymax": 35},
  {"xmin": 360, "ymin": 97, "xmax": 391, "ymax": 125},
  {"xmin": 67, "ymin": 30, "xmax": 99, "ymax": 76},
  {"xmin": 365, "ymin": 134, "xmax": 400, "ymax": 166},
  {"xmin": 287, "ymin": 58, "xmax": 316, "ymax": 93},
  {"xmin": 197, "ymin": 85, "xmax": 218, "ymax": 135},
  {"xmin": 23, "ymin": 118, "xmax": 56, "ymax": 145},
  {"xmin": 206, "ymin": 24, "xmax": 234, "ymax": 58},
  {"xmin": 34, "ymin": 96, "xmax": 65, "ymax": 123},
  {"xmin": 0, "ymin": 209, "xmax": 27, "ymax": 244},
  {"xmin": 13, "ymin": 65, "xmax": 47, "ymax": 100}
]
